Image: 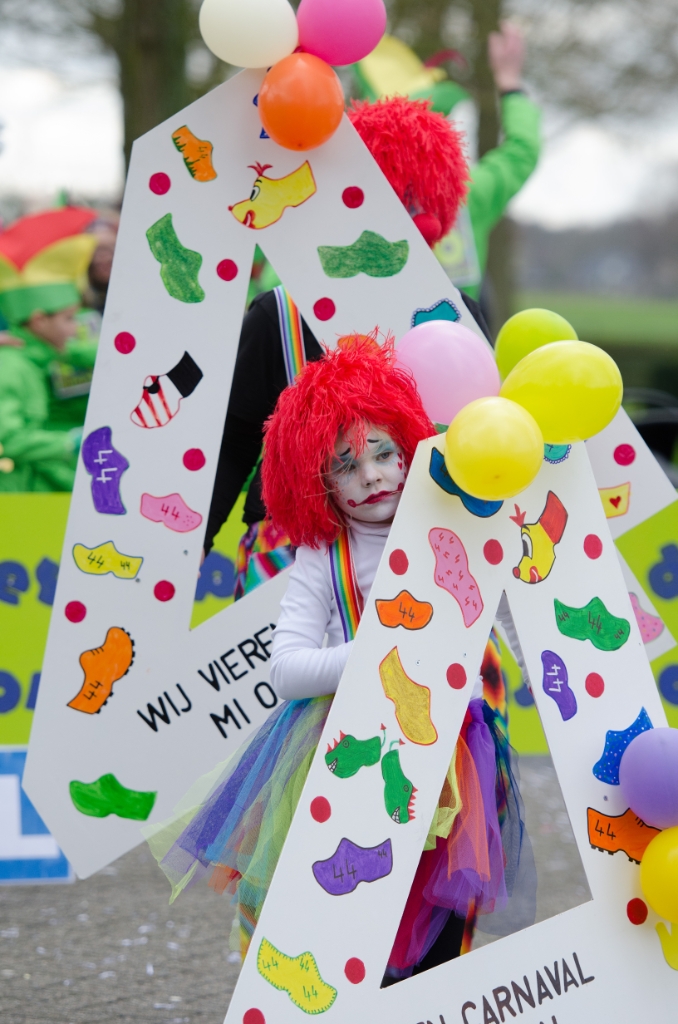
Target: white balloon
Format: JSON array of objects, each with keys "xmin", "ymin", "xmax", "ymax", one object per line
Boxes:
[{"xmin": 199, "ymin": 0, "xmax": 299, "ymax": 68}]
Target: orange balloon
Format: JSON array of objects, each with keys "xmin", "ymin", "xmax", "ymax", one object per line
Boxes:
[{"xmin": 259, "ymin": 53, "xmax": 344, "ymax": 151}]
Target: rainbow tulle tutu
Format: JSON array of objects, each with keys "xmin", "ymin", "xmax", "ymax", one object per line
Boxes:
[{"xmin": 147, "ymin": 679, "xmax": 533, "ymax": 968}]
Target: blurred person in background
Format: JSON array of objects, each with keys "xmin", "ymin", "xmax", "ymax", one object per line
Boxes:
[
  {"xmin": 357, "ymin": 22, "xmax": 540, "ymax": 307},
  {"xmin": 0, "ymin": 208, "xmax": 99, "ymax": 491},
  {"xmin": 83, "ymin": 212, "xmax": 119, "ymax": 314}
]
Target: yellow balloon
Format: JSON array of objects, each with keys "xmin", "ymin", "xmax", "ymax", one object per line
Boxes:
[
  {"xmin": 640, "ymin": 826, "xmax": 678, "ymax": 922},
  {"xmin": 444, "ymin": 397, "xmax": 544, "ymax": 501},
  {"xmin": 495, "ymin": 308, "xmax": 578, "ymax": 380},
  {"xmin": 500, "ymin": 340, "xmax": 622, "ymax": 445}
]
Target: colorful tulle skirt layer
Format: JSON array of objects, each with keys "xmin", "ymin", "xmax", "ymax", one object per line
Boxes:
[{"xmin": 149, "ymin": 644, "xmax": 533, "ymax": 969}]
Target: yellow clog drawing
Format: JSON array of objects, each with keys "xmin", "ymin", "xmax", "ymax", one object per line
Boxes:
[
  {"xmin": 257, "ymin": 937, "xmax": 337, "ymax": 1015},
  {"xmin": 73, "ymin": 541, "xmax": 142, "ymax": 580},
  {"xmin": 379, "ymin": 647, "xmax": 437, "ymax": 746},
  {"xmin": 229, "ymin": 162, "xmax": 317, "ymax": 230}
]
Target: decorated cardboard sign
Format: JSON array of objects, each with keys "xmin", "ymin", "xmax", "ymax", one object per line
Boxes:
[
  {"xmin": 22, "ymin": 68, "xmax": 485, "ymax": 880},
  {"xmin": 223, "ymin": 438, "xmax": 675, "ymax": 1024}
]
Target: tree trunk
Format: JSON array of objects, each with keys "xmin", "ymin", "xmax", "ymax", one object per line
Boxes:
[
  {"xmin": 114, "ymin": 0, "xmax": 192, "ymax": 168},
  {"xmin": 469, "ymin": 0, "xmax": 513, "ymax": 334}
]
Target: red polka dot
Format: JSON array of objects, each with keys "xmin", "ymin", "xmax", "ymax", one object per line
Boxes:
[
  {"xmin": 627, "ymin": 898, "xmax": 648, "ymax": 925},
  {"xmin": 584, "ymin": 534, "xmax": 603, "ymax": 559},
  {"xmin": 114, "ymin": 331, "xmax": 136, "ymax": 354},
  {"xmin": 614, "ymin": 443, "xmax": 636, "ymax": 466},
  {"xmin": 154, "ymin": 580, "xmax": 176, "ymax": 602},
  {"xmin": 65, "ymin": 601, "xmax": 86, "ymax": 623},
  {"xmin": 585, "ymin": 672, "xmax": 605, "ymax": 698},
  {"xmin": 342, "ymin": 186, "xmax": 364, "ymax": 209},
  {"xmin": 344, "ymin": 958, "xmax": 365, "ymax": 984},
  {"xmin": 313, "ymin": 297, "xmax": 335, "ymax": 321},
  {"xmin": 483, "ymin": 539, "xmax": 503, "ymax": 565},
  {"xmin": 243, "ymin": 1010, "xmax": 265, "ymax": 1024},
  {"xmin": 389, "ymin": 549, "xmax": 409, "ymax": 575},
  {"xmin": 446, "ymin": 663, "xmax": 467, "ymax": 689},
  {"xmin": 149, "ymin": 172, "xmax": 171, "ymax": 195},
  {"xmin": 217, "ymin": 259, "xmax": 238, "ymax": 281},
  {"xmin": 183, "ymin": 448, "xmax": 205, "ymax": 471},
  {"xmin": 310, "ymin": 796, "xmax": 331, "ymax": 822}
]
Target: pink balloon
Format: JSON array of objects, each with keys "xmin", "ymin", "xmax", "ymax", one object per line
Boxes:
[
  {"xmin": 396, "ymin": 320, "xmax": 500, "ymax": 426},
  {"xmin": 297, "ymin": 0, "xmax": 386, "ymax": 66}
]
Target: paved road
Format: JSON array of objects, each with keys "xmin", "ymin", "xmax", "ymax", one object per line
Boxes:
[{"xmin": 0, "ymin": 756, "xmax": 590, "ymax": 1024}]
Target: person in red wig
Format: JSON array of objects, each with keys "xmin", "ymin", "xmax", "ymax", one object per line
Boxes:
[
  {"xmin": 204, "ymin": 96, "xmax": 487, "ymax": 575},
  {"xmin": 151, "ymin": 338, "xmax": 529, "ymax": 976}
]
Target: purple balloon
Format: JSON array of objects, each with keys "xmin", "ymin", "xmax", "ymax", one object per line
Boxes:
[{"xmin": 619, "ymin": 727, "xmax": 678, "ymax": 829}]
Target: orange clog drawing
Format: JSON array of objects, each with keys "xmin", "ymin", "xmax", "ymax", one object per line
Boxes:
[
  {"xmin": 68, "ymin": 627, "xmax": 135, "ymax": 714},
  {"xmin": 229, "ymin": 162, "xmax": 317, "ymax": 230},
  {"xmin": 587, "ymin": 806, "xmax": 660, "ymax": 864},
  {"xmin": 171, "ymin": 125, "xmax": 217, "ymax": 182},
  {"xmin": 375, "ymin": 590, "xmax": 433, "ymax": 630}
]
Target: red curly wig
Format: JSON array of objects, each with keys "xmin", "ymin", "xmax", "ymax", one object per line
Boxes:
[
  {"xmin": 348, "ymin": 97, "xmax": 469, "ymax": 242},
  {"xmin": 262, "ymin": 334, "xmax": 434, "ymax": 549}
]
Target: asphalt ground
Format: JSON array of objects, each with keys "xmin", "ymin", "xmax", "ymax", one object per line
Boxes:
[{"xmin": 0, "ymin": 756, "xmax": 590, "ymax": 1024}]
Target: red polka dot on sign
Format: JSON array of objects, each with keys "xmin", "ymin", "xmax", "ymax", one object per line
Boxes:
[
  {"xmin": 216, "ymin": 259, "xmax": 238, "ymax": 281},
  {"xmin": 483, "ymin": 539, "xmax": 503, "ymax": 565},
  {"xmin": 65, "ymin": 601, "xmax": 86, "ymax": 623},
  {"xmin": 614, "ymin": 443, "xmax": 636, "ymax": 466},
  {"xmin": 389, "ymin": 549, "xmax": 409, "ymax": 575},
  {"xmin": 313, "ymin": 297, "xmax": 335, "ymax": 321},
  {"xmin": 342, "ymin": 186, "xmax": 364, "ymax": 209},
  {"xmin": 446, "ymin": 663, "xmax": 467, "ymax": 689},
  {"xmin": 310, "ymin": 796, "xmax": 331, "ymax": 822},
  {"xmin": 114, "ymin": 331, "xmax": 136, "ymax": 354},
  {"xmin": 344, "ymin": 958, "xmax": 365, "ymax": 984},
  {"xmin": 154, "ymin": 580, "xmax": 175, "ymax": 602},
  {"xmin": 627, "ymin": 898, "xmax": 648, "ymax": 925},
  {"xmin": 243, "ymin": 1010, "xmax": 265, "ymax": 1024},
  {"xmin": 183, "ymin": 448, "xmax": 205, "ymax": 471},
  {"xmin": 585, "ymin": 672, "xmax": 605, "ymax": 698},
  {"xmin": 149, "ymin": 172, "xmax": 171, "ymax": 195},
  {"xmin": 584, "ymin": 534, "xmax": 603, "ymax": 559}
]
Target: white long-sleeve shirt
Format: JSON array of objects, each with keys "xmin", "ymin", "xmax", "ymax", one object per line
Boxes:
[
  {"xmin": 270, "ymin": 519, "xmax": 388, "ymax": 700},
  {"xmin": 270, "ymin": 519, "xmax": 526, "ymax": 702}
]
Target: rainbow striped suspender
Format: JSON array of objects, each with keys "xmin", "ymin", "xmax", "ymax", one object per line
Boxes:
[
  {"xmin": 276, "ymin": 289, "xmax": 361, "ymax": 639},
  {"xmin": 274, "ymin": 285, "xmax": 306, "ymax": 386},
  {"xmin": 329, "ymin": 530, "xmax": 364, "ymax": 642}
]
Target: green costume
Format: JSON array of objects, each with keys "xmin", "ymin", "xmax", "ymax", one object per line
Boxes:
[
  {"xmin": 0, "ymin": 325, "xmax": 97, "ymax": 492},
  {"xmin": 0, "ymin": 207, "xmax": 98, "ymax": 491},
  {"xmin": 462, "ymin": 91, "xmax": 541, "ymax": 300}
]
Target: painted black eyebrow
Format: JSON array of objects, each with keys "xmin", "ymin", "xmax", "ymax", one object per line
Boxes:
[{"xmin": 337, "ymin": 447, "xmax": 351, "ymax": 458}]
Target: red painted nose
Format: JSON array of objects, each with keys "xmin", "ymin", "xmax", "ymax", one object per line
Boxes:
[
  {"xmin": 412, "ymin": 212, "xmax": 442, "ymax": 246},
  {"xmin": 512, "ymin": 567, "xmax": 521, "ymax": 578}
]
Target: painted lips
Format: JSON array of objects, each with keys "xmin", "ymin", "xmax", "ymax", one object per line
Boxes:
[{"xmin": 348, "ymin": 487, "xmax": 401, "ymax": 508}]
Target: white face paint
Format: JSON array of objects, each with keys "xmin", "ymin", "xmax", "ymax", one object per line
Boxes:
[{"xmin": 328, "ymin": 424, "xmax": 407, "ymax": 524}]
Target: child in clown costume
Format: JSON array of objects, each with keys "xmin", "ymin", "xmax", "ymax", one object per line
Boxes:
[
  {"xmin": 0, "ymin": 208, "xmax": 99, "ymax": 491},
  {"xmin": 150, "ymin": 337, "xmax": 530, "ymax": 979}
]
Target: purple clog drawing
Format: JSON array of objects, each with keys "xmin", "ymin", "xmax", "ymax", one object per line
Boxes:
[
  {"xmin": 82, "ymin": 427, "xmax": 130, "ymax": 515},
  {"xmin": 312, "ymin": 837, "xmax": 392, "ymax": 895},
  {"xmin": 541, "ymin": 650, "xmax": 577, "ymax": 721}
]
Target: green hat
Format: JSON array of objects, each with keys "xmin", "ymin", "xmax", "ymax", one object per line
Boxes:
[{"xmin": 0, "ymin": 208, "xmax": 97, "ymax": 325}]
